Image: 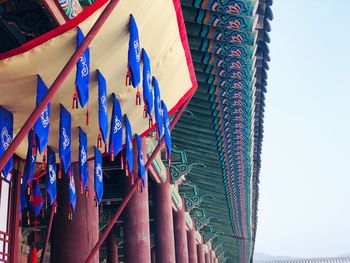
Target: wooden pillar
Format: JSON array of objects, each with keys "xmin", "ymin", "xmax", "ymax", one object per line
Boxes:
[
  {"xmin": 197, "ymin": 243, "xmax": 205, "ymax": 263},
  {"xmin": 106, "ymin": 231, "xmax": 118, "ymax": 263},
  {"xmin": 123, "ymin": 139, "xmax": 151, "ymax": 263},
  {"xmin": 173, "ymin": 199, "xmax": 189, "ymax": 263},
  {"xmin": 51, "ymin": 161, "xmax": 99, "ymax": 263},
  {"xmin": 153, "ymin": 177, "xmax": 176, "ymax": 263},
  {"xmin": 187, "ymin": 221, "xmax": 197, "ymax": 263}
]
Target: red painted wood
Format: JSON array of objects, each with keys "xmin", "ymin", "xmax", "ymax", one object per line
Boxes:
[
  {"xmin": 52, "ymin": 162, "xmax": 99, "ymax": 263},
  {"xmin": 106, "ymin": 231, "xmax": 118, "ymax": 263},
  {"xmin": 154, "ymin": 177, "xmax": 176, "ymax": 263},
  {"xmin": 187, "ymin": 221, "xmax": 198, "ymax": 263},
  {"xmin": 39, "ymin": 204, "xmax": 55, "ymax": 263},
  {"xmin": 197, "ymin": 243, "xmax": 205, "ymax": 263},
  {"xmin": 173, "ymin": 199, "xmax": 189, "ymax": 263},
  {"xmin": 205, "ymin": 250, "xmax": 211, "ymax": 263}
]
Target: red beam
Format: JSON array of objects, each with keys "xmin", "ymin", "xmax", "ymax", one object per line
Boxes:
[
  {"xmin": 0, "ymin": 0, "xmax": 121, "ymax": 173},
  {"xmin": 39, "ymin": 204, "xmax": 55, "ymax": 263},
  {"xmin": 85, "ymin": 178, "xmax": 139, "ymax": 263}
]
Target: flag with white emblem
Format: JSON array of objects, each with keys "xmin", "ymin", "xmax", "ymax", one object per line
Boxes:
[
  {"xmin": 127, "ymin": 15, "xmax": 141, "ymax": 88},
  {"xmin": 142, "ymin": 49, "xmax": 153, "ymax": 123},
  {"xmin": 34, "ymin": 75, "xmax": 50, "ymax": 154},
  {"xmin": 59, "ymin": 104, "xmax": 71, "ymax": 175},
  {"xmin": 69, "ymin": 171, "xmax": 76, "ymax": 214},
  {"xmin": 79, "ymin": 127, "xmax": 88, "ymax": 193},
  {"xmin": 161, "ymin": 100, "xmax": 171, "ymax": 159},
  {"xmin": 125, "ymin": 115, "xmax": 133, "ymax": 175},
  {"xmin": 0, "ymin": 106, "xmax": 13, "ymax": 178},
  {"xmin": 153, "ymin": 77, "xmax": 163, "ymax": 139},
  {"xmin": 97, "ymin": 70, "xmax": 108, "ymax": 146},
  {"xmin": 109, "ymin": 93, "xmax": 123, "ymax": 160},
  {"xmin": 46, "ymin": 146, "xmax": 57, "ymax": 205},
  {"xmin": 136, "ymin": 134, "xmax": 146, "ymax": 187},
  {"xmin": 75, "ymin": 27, "xmax": 90, "ymax": 108},
  {"xmin": 94, "ymin": 146, "xmax": 103, "ymax": 204}
]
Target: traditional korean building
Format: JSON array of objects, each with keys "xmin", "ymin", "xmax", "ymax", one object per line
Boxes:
[{"xmin": 0, "ymin": 0, "xmax": 272, "ymax": 262}]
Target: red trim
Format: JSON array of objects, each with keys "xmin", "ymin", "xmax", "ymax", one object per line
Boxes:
[{"xmin": 0, "ymin": 0, "xmax": 109, "ymax": 60}]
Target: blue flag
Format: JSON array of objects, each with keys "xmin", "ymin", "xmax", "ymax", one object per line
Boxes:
[
  {"xmin": 136, "ymin": 134, "xmax": 146, "ymax": 187},
  {"xmin": 142, "ymin": 49, "xmax": 153, "ymax": 116},
  {"xmin": 124, "ymin": 115, "xmax": 133, "ymax": 174},
  {"xmin": 0, "ymin": 106, "xmax": 13, "ymax": 178},
  {"xmin": 97, "ymin": 70, "xmax": 108, "ymax": 144},
  {"xmin": 109, "ymin": 94, "xmax": 123, "ymax": 158},
  {"xmin": 153, "ymin": 77, "xmax": 163, "ymax": 138},
  {"xmin": 75, "ymin": 27, "xmax": 90, "ymax": 108},
  {"xmin": 161, "ymin": 100, "xmax": 172, "ymax": 158},
  {"xmin": 34, "ymin": 75, "xmax": 50, "ymax": 154},
  {"xmin": 46, "ymin": 146, "xmax": 57, "ymax": 205},
  {"xmin": 29, "ymin": 181, "xmax": 43, "ymax": 216},
  {"xmin": 69, "ymin": 171, "xmax": 76, "ymax": 213},
  {"xmin": 59, "ymin": 104, "xmax": 71, "ymax": 175},
  {"xmin": 79, "ymin": 127, "xmax": 88, "ymax": 192},
  {"xmin": 22, "ymin": 129, "xmax": 37, "ymax": 189},
  {"xmin": 94, "ymin": 146, "xmax": 103, "ymax": 204},
  {"xmin": 127, "ymin": 15, "xmax": 141, "ymax": 88}
]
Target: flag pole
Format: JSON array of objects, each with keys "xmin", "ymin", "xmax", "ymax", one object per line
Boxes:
[
  {"xmin": 0, "ymin": 0, "xmax": 121, "ymax": 173},
  {"xmin": 85, "ymin": 95, "xmax": 194, "ymax": 262}
]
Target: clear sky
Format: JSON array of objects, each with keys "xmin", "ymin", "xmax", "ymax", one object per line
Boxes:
[{"xmin": 254, "ymin": 0, "xmax": 350, "ymax": 258}]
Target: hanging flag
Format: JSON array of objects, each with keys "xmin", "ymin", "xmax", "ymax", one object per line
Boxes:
[
  {"xmin": 136, "ymin": 134, "xmax": 146, "ymax": 187},
  {"xmin": 79, "ymin": 127, "xmax": 88, "ymax": 193},
  {"xmin": 124, "ymin": 115, "xmax": 133, "ymax": 175},
  {"xmin": 59, "ymin": 104, "xmax": 71, "ymax": 175},
  {"xmin": 34, "ymin": 75, "xmax": 50, "ymax": 154},
  {"xmin": 0, "ymin": 106, "xmax": 13, "ymax": 178},
  {"xmin": 161, "ymin": 100, "xmax": 172, "ymax": 159},
  {"xmin": 153, "ymin": 77, "xmax": 163, "ymax": 139},
  {"xmin": 29, "ymin": 181, "xmax": 43, "ymax": 217},
  {"xmin": 94, "ymin": 147, "xmax": 103, "ymax": 204},
  {"xmin": 46, "ymin": 146, "xmax": 57, "ymax": 206},
  {"xmin": 20, "ymin": 187, "xmax": 28, "ymax": 212},
  {"xmin": 97, "ymin": 70, "xmax": 108, "ymax": 146},
  {"xmin": 22, "ymin": 129, "xmax": 37, "ymax": 189},
  {"xmin": 109, "ymin": 94, "xmax": 123, "ymax": 160},
  {"xmin": 69, "ymin": 171, "xmax": 76, "ymax": 214},
  {"xmin": 75, "ymin": 27, "xmax": 90, "ymax": 108},
  {"xmin": 142, "ymin": 49, "xmax": 153, "ymax": 124},
  {"xmin": 126, "ymin": 14, "xmax": 141, "ymax": 89}
]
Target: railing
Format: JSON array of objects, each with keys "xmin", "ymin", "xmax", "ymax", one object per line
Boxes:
[{"xmin": 0, "ymin": 231, "xmax": 10, "ymax": 263}]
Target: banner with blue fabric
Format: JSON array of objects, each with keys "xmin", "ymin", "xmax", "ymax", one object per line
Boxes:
[
  {"xmin": 97, "ymin": 70, "xmax": 108, "ymax": 146},
  {"xmin": 79, "ymin": 127, "xmax": 88, "ymax": 193},
  {"xmin": 153, "ymin": 77, "xmax": 163, "ymax": 139},
  {"xmin": 75, "ymin": 27, "xmax": 90, "ymax": 108},
  {"xmin": 34, "ymin": 75, "xmax": 50, "ymax": 154},
  {"xmin": 69, "ymin": 171, "xmax": 76, "ymax": 217},
  {"xmin": 161, "ymin": 100, "xmax": 172, "ymax": 160},
  {"xmin": 124, "ymin": 115, "xmax": 133, "ymax": 175},
  {"xmin": 0, "ymin": 106, "xmax": 13, "ymax": 178},
  {"xmin": 136, "ymin": 134, "xmax": 146, "ymax": 187},
  {"xmin": 59, "ymin": 104, "xmax": 71, "ymax": 175},
  {"xmin": 94, "ymin": 146, "xmax": 103, "ymax": 204},
  {"xmin": 46, "ymin": 146, "xmax": 57, "ymax": 206},
  {"xmin": 127, "ymin": 15, "xmax": 141, "ymax": 88},
  {"xmin": 109, "ymin": 93, "xmax": 123, "ymax": 160},
  {"xmin": 142, "ymin": 49, "xmax": 153, "ymax": 124}
]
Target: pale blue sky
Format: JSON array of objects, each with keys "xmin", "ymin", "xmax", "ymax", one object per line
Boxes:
[{"xmin": 255, "ymin": 0, "xmax": 350, "ymax": 258}]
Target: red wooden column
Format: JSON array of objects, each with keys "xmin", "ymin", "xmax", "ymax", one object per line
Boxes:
[
  {"xmin": 52, "ymin": 161, "xmax": 99, "ymax": 263},
  {"xmin": 106, "ymin": 231, "xmax": 118, "ymax": 263},
  {"xmin": 173, "ymin": 199, "xmax": 189, "ymax": 263},
  {"xmin": 123, "ymin": 138, "xmax": 151, "ymax": 263},
  {"xmin": 205, "ymin": 249, "xmax": 211, "ymax": 263},
  {"xmin": 153, "ymin": 176, "xmax": 176, "ymax": 263},
  {"xmin": 197, "ymin": 243, "xmax": 205, "ymax": 263},
  {"xmin": 187, "ymin": 221, "xmax": 198, "ymax": 263}
]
